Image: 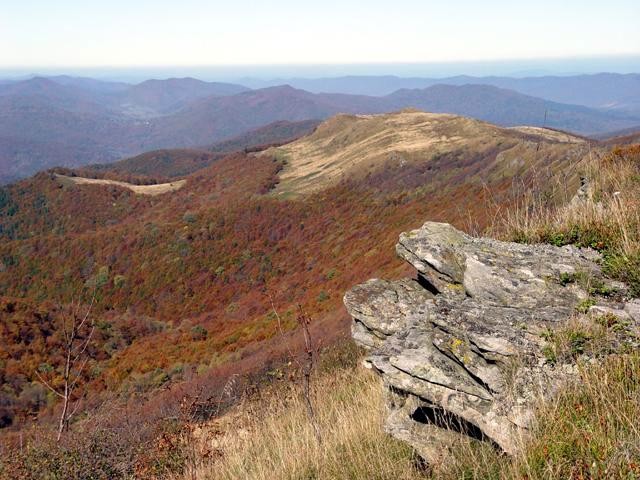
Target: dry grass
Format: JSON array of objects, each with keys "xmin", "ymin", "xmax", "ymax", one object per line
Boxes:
[
  {"xmin": 55, "ymin": 173, "xmax": 187, "ymax": 195},
  {"xmin": 507, "ymin": 126, "xmax": 585, "ymax": 143},
  {"xmin": 182, "ymin": 366, "xmax": 423, "ymax": 480},
  {"xmin": 516, "ymin": 353, "xmax": 640, "ymax": 479},
  {"xmin": 178, "ymin": 346, "xmax": 640, "ymax": 480},
  {"xmin": 444, "ymin": 353, "xmax": 640, "ymax": 480},
  {"xmin": 266, "ymin": 111, "xmax": 587, "ymax": 196},
  {"xmin": 6, "ymin": 346, "xmax": 638, "ymax": 479},
  {"xmin": 492, "ymin": 145, "xmax": 640, "ymax": 296}
]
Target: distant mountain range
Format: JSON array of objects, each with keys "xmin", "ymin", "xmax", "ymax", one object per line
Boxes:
[
  {"xmin": 386, "ymin": 84, "xmax": 636, "ymax": 135},
  {"xmin": 0, "ymin": 76, "xmax": 249, "ymax": 116},
  {"xmin": 242, "ymin": 73, "xmax": 640, "ymax": 114},
  {"xmin": 0, "ymin": 74, "xmax": 639, "ymax": 184}
]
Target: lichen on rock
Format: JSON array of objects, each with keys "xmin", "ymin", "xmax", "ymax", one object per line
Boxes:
[{"xmin": 344, "ymin": 221, "xmax": 638, "ymax": 463}]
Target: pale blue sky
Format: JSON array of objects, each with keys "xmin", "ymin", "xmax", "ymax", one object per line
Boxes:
[{"xmin": 1, "ymin": 0, "xmax": 639, "ymax": 67}]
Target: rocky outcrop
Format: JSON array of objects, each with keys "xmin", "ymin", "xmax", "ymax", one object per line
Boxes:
[{"xmin": 344, "ymin": 222, "xmax": 637, "ymax": 463}]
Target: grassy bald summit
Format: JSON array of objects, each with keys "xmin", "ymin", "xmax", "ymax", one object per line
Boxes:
[{"xmin": 267, "ymin": 110, "xmax": 588, "ymax": 195}]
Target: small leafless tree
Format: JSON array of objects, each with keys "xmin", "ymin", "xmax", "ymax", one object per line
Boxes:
[
  {"xmin": 35, "ymin": 295, "xmax": 96, "ymax": 441},
  {"xmin": 296, "ymin": 305, "xmax": 322, "ymax": 444},
  {"xmin": 269, "ymin": 295, "xmax": 322, "ymax": 444}
]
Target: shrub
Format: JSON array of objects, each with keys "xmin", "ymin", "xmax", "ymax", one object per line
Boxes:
[
  {"xmin": 0, "ymin": 429, "xmax": 138, "ymax": 479},
  {"xmin": 183, "ymin": 212, "xmax": 197, "ymax": 224},
  {"xmin": 190, "ymin": 325, "xmax": 208, "ymax": 341},
  {"xmin": 113, "ymin": 275, "xmax": 126, "ymax": 288},
  {"xmin": 575, "ymin": 298, "xmax": 596, "ymax": 314}
]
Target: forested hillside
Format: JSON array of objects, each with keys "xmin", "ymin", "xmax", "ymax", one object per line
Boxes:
[{"xmin": 0, "ymin": 113, "xmax": 592, "ymax": 439}]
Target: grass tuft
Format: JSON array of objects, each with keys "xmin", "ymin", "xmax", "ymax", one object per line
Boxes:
[{"xmin": 493, "ymin": 145, "xmax": 640, "ymax": 296}]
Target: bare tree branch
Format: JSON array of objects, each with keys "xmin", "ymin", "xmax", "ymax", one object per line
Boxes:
[
  {"xmin": 269, "ymin": 293, "xmax": 302, "ymax": 370},
  {"xmin": 34, "ymin": 370, "xmax": 65, "ymax": 399}
]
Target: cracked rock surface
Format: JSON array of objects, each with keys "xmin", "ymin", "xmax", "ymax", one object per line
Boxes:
[{"xmin": 344, "ymin": 222, "xmax": 635, "ymax": 462}]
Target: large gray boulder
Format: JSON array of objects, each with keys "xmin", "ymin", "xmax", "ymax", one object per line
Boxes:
[{"xmin": 344, "ymin": 222, "xmax": 635, "ymax": 463}]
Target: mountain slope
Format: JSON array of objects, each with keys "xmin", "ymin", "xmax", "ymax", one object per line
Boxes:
[
  {"xmin": 0, "ymin": 94, "xmax": 140, "ymax": 183},
  {"xmin": 81, "ymin": 119, "xmax": 320, "ymax": 180},
  {"xmin": 85, "ymin": 149, "xmax": 221, "ymax": 180},
  {"xmin": 142, "ymin": 86, "xmax": 387, "ymax": 149},
  {"xmin": 138, "ymin": 84, "xmax": 634, "ymax": 151},
  {"xmin": 0, "ymin": 77, "xmax": 114, "ymax": 114},
  {"xmin": 45, "ymin": 75, "xmax": 130, "ymax": 93},
  {"xmin": 205, "ymin": 119, "xmax": 321, "ymax": 153},
  {"xmin": 267, "ymin": 110, "xmax": 589, "ymax": 195},
  {"xmin": 116, "ymin": 77, "xmax": 250, "ymax": 116},
  {"xmin": 0, "ymin": 111, "xmax": 602, "ymax": 456},
  {"xmin": 456, "ymin": 73, "xmax": 640, "ymax": 113}
]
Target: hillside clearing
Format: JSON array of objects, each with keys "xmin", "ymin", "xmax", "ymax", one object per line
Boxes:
[{"xmin": 55, "ymin": 173, "xmax": 186, "ymax": 195}]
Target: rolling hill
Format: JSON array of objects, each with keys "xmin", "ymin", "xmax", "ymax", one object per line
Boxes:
[
  {"xmin": 266, "ymin": 110, "xmax": 589, "ymax": 196},
  {"xmin": 44, "ymin": 75, "xmax": 130, "ymax": 93},
  {"xmin": 139, "ymin": 86, "xmax": 387, "ymax": 149},
  {"xmin": 452, "ymin": 73, "xmax": 640, "ymax": 114},
  {"xmin": 116, "ymin": 77, "xmax": 250, "ymax": 117},
  {"xmin": 0, "ymin": 75, "xmax": 250, "ymax": 114},
  {"xmin": 84, "ymin": 149, "xmax": 221, "ymax": 180},
  {"xmin": 595, "ymin": 126, "xmax": 640, "ymax": 145},
  {"xmin": 81, "ymin": 119, "xmax": 320, "ymax": 180},
  {"xmin": 0, "ymin": 77, "xmax": 116, "ymax": 114},
  {"xmin": 204, "ymin": 119, "xmax": 321, "ymax": 153},
  {"xmin": 0, "ymin": 94, "xmax": 138, "ymax": 184}
]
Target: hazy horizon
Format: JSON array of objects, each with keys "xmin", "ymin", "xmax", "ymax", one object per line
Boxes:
[
  {"xmin": 1, "ymin": 55, "xmax": 639, "ymax": 84},
  {"xmin": 3, "ymin": 0, "xmax": 639, "ymax": 72}
]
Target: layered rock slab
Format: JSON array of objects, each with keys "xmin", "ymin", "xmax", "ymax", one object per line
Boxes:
[{"xmin": 344, "ymin": 222, "xmax": 624, "ymax": 462}]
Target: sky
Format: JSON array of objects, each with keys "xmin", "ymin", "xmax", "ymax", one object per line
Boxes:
[{"xmin": 1, "ymin": 0, "xmax": 639, "ymax": 72}]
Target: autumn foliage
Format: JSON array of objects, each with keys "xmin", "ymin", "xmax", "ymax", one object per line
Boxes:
[{"xmin": 0, "ymin": 138, "xmax": 566, "ymax": 474}]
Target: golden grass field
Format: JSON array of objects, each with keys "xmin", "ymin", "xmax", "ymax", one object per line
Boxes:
[
  {"xmin": 266, "ymin": 110, "xmax": 588, "ymax": 196},
  {"xmin": 55, "ymin": 173, "xmax": 187, "ymax": 195}
]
